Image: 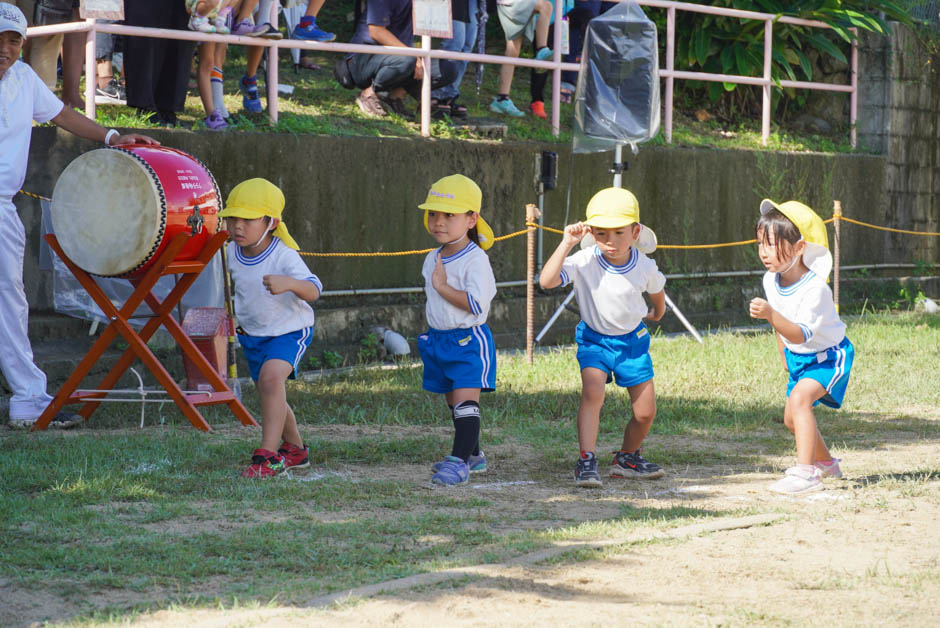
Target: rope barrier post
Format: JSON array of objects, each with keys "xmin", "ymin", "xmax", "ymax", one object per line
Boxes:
[
  {"xmin": 833, "ymin": 200, "xmax": 841, "ymax": 313},
  {"xmin": 526, "ymin": 203, "xmax": 538, "ymax": 364}
]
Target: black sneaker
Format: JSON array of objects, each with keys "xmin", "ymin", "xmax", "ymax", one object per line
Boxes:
[
  {"xmin": 379, "ymin": 94, "xmax": 414, "ymax": 120},
  {"xmin": 95, "ymin": 79, "xmax": 126, "ymax": 105},
  {"xmin": 574, "ymin": 452, "xmax": 602, "ymax": 488},
  {"xmin": 611, "ymin": 449, "xmax": 665, "ymax": 479}
]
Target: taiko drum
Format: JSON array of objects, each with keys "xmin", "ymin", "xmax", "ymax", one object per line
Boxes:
[{"xmin": 51, "ymin": 145, "xmax": 221, "ymax": 277}]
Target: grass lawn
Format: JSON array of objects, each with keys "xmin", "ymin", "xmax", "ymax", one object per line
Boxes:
[{"xmin": 1, "ymin": 311, "xmax": 937, "ymax": 625}]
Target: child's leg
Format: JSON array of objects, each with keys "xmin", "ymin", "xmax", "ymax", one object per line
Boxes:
[
  {"xmin": 533, "ymin": 0, "xmax": 552, "ymax": 50},
  {"xmin": 197, "ymin": 42, "xmax": 215, "ymax": 115},
  {"xmin": 577, "ymin": 368, "xmax": 607, "ymax": 452},
  {"xmin": 498, "ymin": 37, "xmax": 523, "ymax": 95},
  {"xmin": 620, "ymin": 379, "xmax": 656, "ymax": 452},
  {"xmin": 237, "ymin": 0, "xmax": 258, "ymax": 22},
  {"xmin": 445, "ymin": 388, "xmax": 482, "ymax": 462},
  {"xmin": 256, "ymin": 358, "xmax": 295, "ymax": 452},
  {"xmin": 305, "ymin": 0, "xmax": 326, "ymax": 18},
  {"xmin": 784, "ymin": 379, "xmax": 832, "ymax": 465},
  {"xmin": 211, "ymin": 44, "xmax": 230, "ymax": 118},
  {"xmin": 195, "ymin": 0, "xmax": 214, "ymax": 17}
]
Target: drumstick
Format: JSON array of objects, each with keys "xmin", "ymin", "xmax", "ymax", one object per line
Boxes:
[{"xmin": 219, "ymin": 244, "xmax": 242, "ymax": 400}]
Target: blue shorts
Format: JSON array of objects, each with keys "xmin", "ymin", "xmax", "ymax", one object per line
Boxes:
[
  {"xmin": 785, "ymin": 337, "xmax": 854, "ymax": 409},
  {"xmin": 576, "ymin": 321, "xmax": 653, "ymax": 388},
  {"xmin": 238, "ymin": 327, "xmax": 314, "ymax": 382},
  {"xmin": 418, "ymin": 325, "xmax": 496, "ymax": 393}
]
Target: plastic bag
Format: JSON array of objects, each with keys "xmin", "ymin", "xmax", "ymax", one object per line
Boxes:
[{"xmin": 572, "ymin": 2, "xmax": 660, "ymax": 153}]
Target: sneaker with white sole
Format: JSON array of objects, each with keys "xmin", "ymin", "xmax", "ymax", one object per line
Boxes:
[
  {"xmin": 9, "ymin": 411, "xmax": 83, "ymax": 430},
  {"xmin": 432, "ymin": 451, "xmax": 486, "ymax": 474},
  {"xmin": 815, "ymin": 458, "xmax": 843, "ymax": 479},
  {"xmin": 574, "ymin": 451, "xmax": 602, "ymax": 488},
  {"xmin": 431, "ymin": 456, "xmax": 469, "ymax": 486},
  {"xmin": 489, "ymin": 97, "xmax": 525, "ymax": 117},
  {"xmin": 610, "ymin": 449, "xmax": 665, "ymax": 480},
  {"xmin": 769, "ymin": 466, "xmax": 823, "ymax": 494},
  {"xmin": 188, "ymin": 14, "xmax": 216, "ymax": 34}
]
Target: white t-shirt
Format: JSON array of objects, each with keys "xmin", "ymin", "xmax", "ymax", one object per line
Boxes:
[
  {"xmin": 422, "ymin": 240, "xmax": 497, "ymax": 330},
  {"xmin": 228, "ymin": 238, "xmax": 321, "ymax": 337},
  {"xmin": 560, "ymin": 245, "xmax": 666, "ymax": 336},
  {"xmin": 0, "ymin": 60, "xmax": 63, "ymax": 206},
  {"xmin": 763, "ymin": 270, "xmax": 846, "ymax": 353}
]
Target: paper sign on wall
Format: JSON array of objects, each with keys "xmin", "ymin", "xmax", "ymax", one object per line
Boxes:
[
  {"xmin": 80, "ymin": 0, "xmax": 124, "ymax": 20},
  {"xmin": 413, "ymin": 0, "xmax": 452, "ymax": 39}
]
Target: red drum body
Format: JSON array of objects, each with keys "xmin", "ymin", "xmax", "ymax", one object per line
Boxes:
[{"xmin": 51, "ymin": 145, "xmax": 221, "ymax": 277}]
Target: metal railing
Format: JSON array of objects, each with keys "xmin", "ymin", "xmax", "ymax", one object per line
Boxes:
[{"xmin": 25, "ymin": 0, "xmax": 858, "ymax": 145}]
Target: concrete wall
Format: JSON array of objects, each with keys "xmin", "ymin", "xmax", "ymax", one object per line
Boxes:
[{"xmin": 21, "ymin": 128, "xmax": 894, "ymax": 311}]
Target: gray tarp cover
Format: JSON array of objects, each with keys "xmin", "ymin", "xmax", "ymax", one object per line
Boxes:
[{"xmin": 573, "ymin": 1, "xmax": 660, "ymax": 153}]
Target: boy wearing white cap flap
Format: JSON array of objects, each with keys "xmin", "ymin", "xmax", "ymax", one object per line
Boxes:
[
  {"xmin": 540, "ymin": 187, "xmax": 666, "ymax": 488},
  {"xmin": 417, "ymin": 174, "xmax": 497, "ymax": 487},
  {"xmin": 749, "ymin": 199, "xmax": 854, "ymax": 495},
  {"xmin": 219, "ymin": 178, "xmax": 322, "ymax": 478}
]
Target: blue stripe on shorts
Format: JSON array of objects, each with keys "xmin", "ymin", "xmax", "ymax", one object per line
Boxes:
[
  {"xmin": 785, "ymin": 336, "xmax": 854, "ymax": 409},
  {"xmin": 575, "ymin": 321, "xmax": 653, "ymax": 388},
  {"xmin": 239, "ymin": 327, "xmax": 314, "ymax": 381},
  {"xmin": 417, "ymin": 324, "xmax": 497, "ymax": 394}
]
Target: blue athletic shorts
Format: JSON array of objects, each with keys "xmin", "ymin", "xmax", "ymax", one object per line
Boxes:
[
  {"xmin": 576, "ymin": 321, "xmax": 653, "ymax": 388},
  {"xmin": 785, "ymin": 336, "xmax": 854, "ymax": 409},
  {"xmin": 418, "ymin": 325, "xmax": 496, "ymax": 393},
  {"xmin": 238, "ymin": 327, "xmax": 314, "ymax": 382}
]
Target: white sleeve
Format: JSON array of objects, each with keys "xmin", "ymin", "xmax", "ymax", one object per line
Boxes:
[
  {"xmin": 464, "ymin": 253, "xmax": 496, "ymax": 316},
  {"xmin": 29, "ymin": 66, "xmax": 65, "ymax": 123},
  {"xmin": 282, "ymin": 249, "xmax": 323, "ymax": 293},
  {"xmin": 559, "ymin": 248, "xmax": 588, "ymax": 288},
  {"xmin": 644, "ymin": 256, "xmax": 666, "ymax": 294},
  {"xmin": 793, "ymin": 285, "xmax": 833, "ymax": 343}
]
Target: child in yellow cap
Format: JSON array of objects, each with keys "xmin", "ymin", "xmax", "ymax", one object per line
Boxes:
[
  {"xmin": 219, "ymin": 178, "xmax": 322, "ymax": 478},
  {"xmin": 750, "ymin": 200, "xmax": 854, "ymax": 494},
  {"xmin": 417, "ymin": 174, "xmax": 497, "ymax": 487},
  {"xmin": 540, "ymin": 187, "xmax": 666, "ymax": 488}
]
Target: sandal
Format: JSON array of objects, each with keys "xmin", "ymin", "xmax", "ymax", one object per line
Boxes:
[
  {"xmin": 431, "ymin": 98, "xmax": 451, "ymax": 120},
  {"xmin": 294, "ymin": 57, "xmax": 322, "ymax": 73},
  {"xmin": 448, "ymin": 98, "xmax": 468, "ymax": 119}
]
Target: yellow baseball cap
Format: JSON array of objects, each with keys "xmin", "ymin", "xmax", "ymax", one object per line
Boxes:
[
  {"xmin": 220, "ymin": 178, "xmax": 299, "ymax": 250},
  {"xmin": 760, "ymin": 199, "xmax": 831, "ymax": 279},
  {"xmin": 418, "ymin": 174, "xmax": 494, "ymax": 250},
  {"xmin": 583, "ymin": 187, "xmax": 657, "ymax": 254}
]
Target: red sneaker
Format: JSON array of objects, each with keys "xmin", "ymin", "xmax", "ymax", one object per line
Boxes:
[
  {"xmin": 278, "ymin": 441, "xmax": 310, "ymax": 469},
  {"xmin": 529, "ymin": 100, "xmax": 547, "ymax": 119},
  {"xmin": 241, "ymin": 449, "xmax": 286, "ymax": 478}
]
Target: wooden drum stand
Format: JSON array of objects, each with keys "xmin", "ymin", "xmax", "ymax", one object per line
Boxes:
[{"xmin": 32, "ymin": 231, "xmax": 257, "ymax": 432}]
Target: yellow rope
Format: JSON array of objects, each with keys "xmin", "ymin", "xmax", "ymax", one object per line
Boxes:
[
  {"xmin": 17, "ymin": 189, "xmax": 939, "ymax": 257},
  {"xmin": 836, "ymin": 215, "xmax": 940, "ymax": 237}
]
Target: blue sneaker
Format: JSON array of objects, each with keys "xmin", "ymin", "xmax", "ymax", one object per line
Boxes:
[
  {"xmin": 535, "ymin": 47, "xmax": 553, "ymax": 62},
  {"xmin": 293, "ymin": 19, "xmax": 335, "ymax": 42},
  {"xmin": 239, "ymin": 75, "xmax": 262, "ymax": 113},
  {"xmin": 431, "ymin": 456, "xmax": 469, "ymax": 486},
  {"xmin": 489, "ymin": 97, "xmax": 524, "ymax": 117},
  {"xmin": 432, "ymin": 451, "xmax": 486, "ymax": 474}
]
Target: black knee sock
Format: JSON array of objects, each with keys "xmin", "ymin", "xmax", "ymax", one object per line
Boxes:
[{"xmin": 451, "ymin": 400, "xmax": 480, "ymax": 462}]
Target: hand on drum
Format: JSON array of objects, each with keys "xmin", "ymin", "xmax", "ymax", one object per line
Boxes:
[
  {"xmin": 111, "ymin": 133, "xmax": 160, "ymax": 147},
  {"xmin": 263, "ymin": 274, "xmax": 293, "ymax": 296}
]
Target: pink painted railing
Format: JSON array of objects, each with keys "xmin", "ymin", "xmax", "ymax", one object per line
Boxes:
[{"xmin": 25, "ymin": 1, "xmax": 858, "ymax": 146}]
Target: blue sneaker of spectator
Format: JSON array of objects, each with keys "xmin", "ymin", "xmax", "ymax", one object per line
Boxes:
[
  {"xmin": 535, "ymin": 46, "xmax": 554, "ymax": 62},
  {"xmin": 432, "ymin": 451, "xmax": 486, "ymax": 474},
  {"xmin": 490, "ymin": 97, "xmax": 525, "ymax": 117},
  {"xmin": 431, "ymin": 456, "xmax": 469, "ymax": 486},
  {"xmin": 239, "ymin": 75, "xmax": 262, "ymax": 113},
  {"xmin": 293, "ymin": 20, "xmax": 336, "ymax": 42}
]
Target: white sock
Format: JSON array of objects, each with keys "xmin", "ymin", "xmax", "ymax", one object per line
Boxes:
[
  {"xmin": 256, "ymin": 0, "xmax": 274, "ymax": 25},
  {"xmin": 211, "ymin": 66, "xmax": 228, "ymax": 117}
]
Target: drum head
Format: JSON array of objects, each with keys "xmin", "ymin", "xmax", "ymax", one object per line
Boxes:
[{"xmin": 52, "ymin": 148, "xmax": 164, "ymax": 276}]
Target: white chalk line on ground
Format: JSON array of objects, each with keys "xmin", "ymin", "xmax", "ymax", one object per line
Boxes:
[{"xmin": 305, "ymin": 512, "xmax": 784, "ymax": 608}]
